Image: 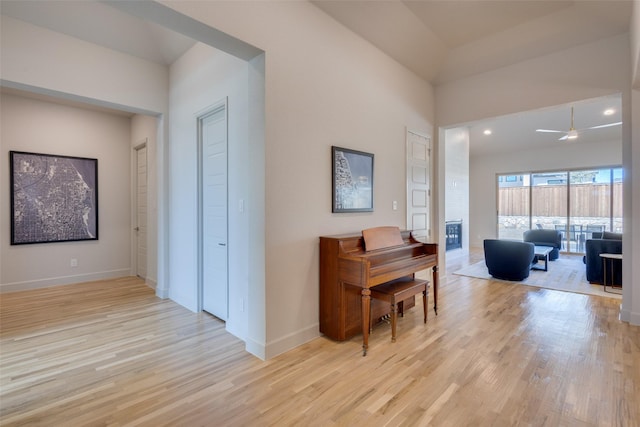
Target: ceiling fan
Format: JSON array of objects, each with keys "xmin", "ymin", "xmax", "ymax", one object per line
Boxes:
[{"xmin": 536, "ymin": 106, "xmax": 622, "ymax": 141}]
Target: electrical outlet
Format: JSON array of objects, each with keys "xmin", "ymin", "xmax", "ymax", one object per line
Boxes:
[
  {"xmin": 70, "ymin": 258, "xmax": 78, "ymax": 267},
  {"xmin": 392, "ymin": 201, "xmax": 398, "ymax": 211}
]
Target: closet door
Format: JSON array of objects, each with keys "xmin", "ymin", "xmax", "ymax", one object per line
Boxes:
[{"xmin": 201, "ymin": 105, "xmax": 228, "ymax": 320}]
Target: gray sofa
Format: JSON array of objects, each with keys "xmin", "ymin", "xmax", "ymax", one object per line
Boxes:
[
  {"xmin": 523, "ymin": 229, "xmax": 562, "ymax": 261},
  {"xmin": 583, "ymin": 232, "xmax": 622, "ymax": 285}
]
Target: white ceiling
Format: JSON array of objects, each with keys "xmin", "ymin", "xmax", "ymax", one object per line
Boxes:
[
  {"xmin": 464, "ymin": 94, "xmax": 622, "ymax": 157},
  {"xmin": 0, "ymin": 0, "xmax": 628, "ymax": 156},
  {"xmin": 312, "ymin": 0, "xmax": 631, "ymax": 84}
]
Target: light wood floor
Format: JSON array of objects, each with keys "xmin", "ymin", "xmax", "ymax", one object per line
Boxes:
[{"xmin": 1, "ymin": 252, "xmax": 639, "ymax": 426}]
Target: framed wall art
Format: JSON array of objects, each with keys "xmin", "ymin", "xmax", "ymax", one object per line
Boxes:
[
  {"xmin": 10, "ymin": 151, "xmax": 98, "ymax": 245},
  {"xmin": 332, "ymin": 146, "xmax": 374, "ymax": 213}
]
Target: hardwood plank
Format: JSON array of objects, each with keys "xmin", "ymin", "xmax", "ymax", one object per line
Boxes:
[{"xmin": 1, "ymin": 256, "xmax": 639, "ymax": 426}]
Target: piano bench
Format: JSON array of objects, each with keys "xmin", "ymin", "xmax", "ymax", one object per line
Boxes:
[{"xmin": 369, "ymin": 277, "xmax": 429, "ymax": 343}]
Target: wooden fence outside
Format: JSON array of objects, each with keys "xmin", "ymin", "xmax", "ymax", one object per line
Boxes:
[{"xmin": 498, "ymin": 183, "xmax": 623, "ymax": 217}]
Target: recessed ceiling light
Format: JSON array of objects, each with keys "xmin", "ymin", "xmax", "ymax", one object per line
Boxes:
[
  {"xmin": 604, "ymin": 109, "xmax": 615, "ymax": 116},
  {"xmin": 483, "ymin": 129, "xmax": 492, "ymax": 135}
]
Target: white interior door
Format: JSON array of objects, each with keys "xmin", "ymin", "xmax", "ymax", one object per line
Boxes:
[
  {"xmin": 406, "ymin": 130, "xmax": 431, "ymax": 240},
  {"xmin": 135, "ymin": 144, "xmax": 148, "ymax": 279},
  {"xmin": 200, "ymin": 104, "xmax": 228, "ymax": 320}
]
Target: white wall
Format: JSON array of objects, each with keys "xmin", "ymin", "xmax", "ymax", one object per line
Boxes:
[
  {"xmin": 246, "ymin": 54, "xmax": 267, "ymax": 355},
  {"xmin": 0, "ymin": 16, "xmax": 168, "ymax": 115},
  {"xmin": 633, "ymin": 1, "xmax": 640, "ymax": 87},
  {"xmin": 436, "ymin": 34, "xmax": 631, "ymax": 128},
  {"xmin": 0, "ymin": 93, "xmax": 132, "ymax": 290},
  {"xmin": 444, "ymin": 127, "xmax": 469, "ymax": 251},
  {"xmin": 624, "ymin": 88, "xmax": 640, "ymax": 325},
  {"xmin": 165, "ymin": 1, "xmax": 435, "ymax": 358},
  {"xmin": 622, "ymin": 1, "xmax": 640, "ymax": 328},
  {"xmin": 168, "ymin": 42, "xmax": 251, "ymax": 341}
]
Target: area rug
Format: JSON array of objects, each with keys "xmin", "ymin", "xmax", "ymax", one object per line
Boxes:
[{"xmin": 453, "ymin": 255, "xmax": 621, "ymax": 299}]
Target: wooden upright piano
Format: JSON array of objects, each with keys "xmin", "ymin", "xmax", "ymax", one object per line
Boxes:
[{"xmin": 319, "ymin": 228, "xmax": 439, "ymax": 352}]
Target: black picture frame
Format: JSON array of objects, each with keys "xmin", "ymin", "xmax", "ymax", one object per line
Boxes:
[
  {"xmin": 332, "ymin": 146, "xmax": 374, "ymax": 213},
  {"xmin": 10, "ymin": 151, "xmax": 99, "ymax": 245}
]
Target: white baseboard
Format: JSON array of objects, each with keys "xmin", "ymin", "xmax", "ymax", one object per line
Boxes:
[
  {"xmin": 264, "ymin": 323, "xmax": 320, "ymax": 360},
  {"xmin": 155, "ymin": 283, "xmax": 169, "ymax": 299},
  {"xmin": 145, "ymin": 278, "xmax": 157, "ymax": 290},
  {"xmin": 620, "ymin": 307, "xmax": 640, "ymax": 326},
  {"xmin": 245, "ymin": 336, "xmax": 266, "ymax": 360},
  {"xmin": 243, "ymin": 324, "xmax": 320, "ymax": 361},
  {"xmin": 0, "ymin": 269, "xmax": 131, "ymax": 293}
]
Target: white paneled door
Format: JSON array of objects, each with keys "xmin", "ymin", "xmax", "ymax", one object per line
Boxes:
[
  {"xmin": 406, "ymin": 130, "xmax": 431, "ymax": 240},
  {"xmin": 200, "ymin": 104, "xmax": 228, "ymax": 320}
]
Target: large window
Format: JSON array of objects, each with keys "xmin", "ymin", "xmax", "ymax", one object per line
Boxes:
[
  {"xmin": 497, "ymin": 167, "xmax": 622, "ymax": 253},
  {"xmin": 497, "ymin": 174, "xmax": 529, "ymax": 240}
]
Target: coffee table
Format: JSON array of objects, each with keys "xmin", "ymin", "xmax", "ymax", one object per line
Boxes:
[{"xmin": 532, "ymin": 246, "xmax": 553, "ymax": 271}]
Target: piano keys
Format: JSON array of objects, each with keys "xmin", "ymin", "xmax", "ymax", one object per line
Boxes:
[{"xmin": 319, "ymin": 227, "xmax": 439, "ymax": 354}]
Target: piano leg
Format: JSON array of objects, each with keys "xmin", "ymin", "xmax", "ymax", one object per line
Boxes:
[
  {"xmin": 432, "ymin": 265, "xmax": 439, "ymax": 315},
  {"xmin": 423, "ymin": 288, "xmax": 428, "ymax": 323},
  {"xmin": 361, "ymin": 288, "xmax": 371, "ymax": 356}
]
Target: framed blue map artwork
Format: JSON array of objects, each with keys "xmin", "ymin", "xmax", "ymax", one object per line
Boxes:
[{"xmin": 10, "ymin": 151, "xmax": 98, "ymax": 245}]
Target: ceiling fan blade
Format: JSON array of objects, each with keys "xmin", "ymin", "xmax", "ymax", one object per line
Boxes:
[
  {"xmin": 558, "ymin": 135, "xmax": 569, "ymax": 141},
  {"xmin": 585, "ymin": 121, "xmax": 622, "ymax": 130},
  {"xmin": 536, "ymin": 129, "xmax": 565, "ymax": 133}
]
